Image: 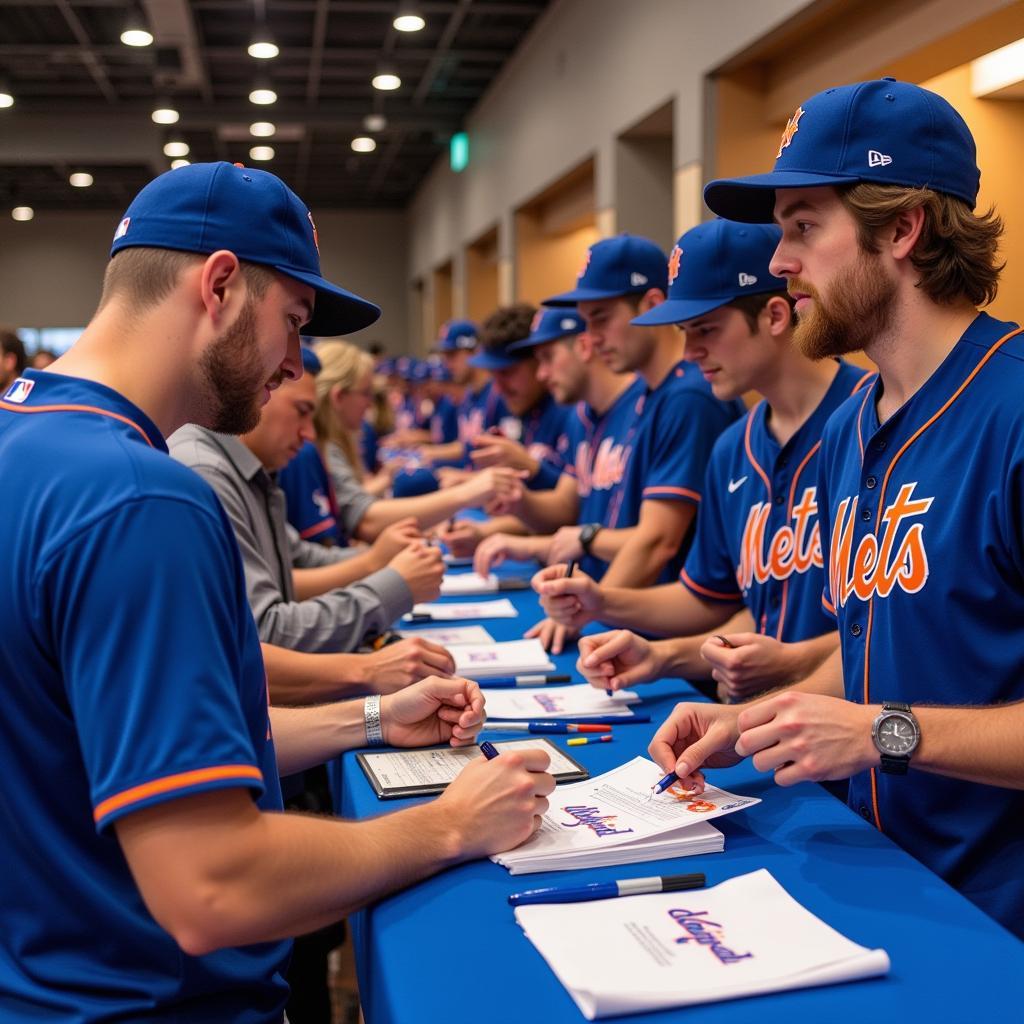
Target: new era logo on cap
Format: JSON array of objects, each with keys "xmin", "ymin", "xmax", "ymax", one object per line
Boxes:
[
  {"xmin": 3, "ymin": 378, "xmax": 35, "ymax": 404},
  {"xmin": 630, "ymin": 272, "xmax": 648, "ymax": 287},
  {"xmin": 868, "ymin": 149, "xmax": 892, "ymax": 167},
  {"xmin": 559, "ymin": 317, "xmax": 578, "ymax": 331},
  {"xmin": 738, "ymin": 273, "xmax": 758, "ymax": 287}
]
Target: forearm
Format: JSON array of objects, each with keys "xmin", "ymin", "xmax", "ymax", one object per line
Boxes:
[
  {"xmin": 362, "ymin": 471, "xmax": 393, "ymax": 498},
  {"xmin": 270, "ymin": 699, "xmax": 367, "ymax": 775},
  {"xmin": 358, "ymin": 485, "xmax": 475, "ymax": 538},
  {"xmin": 261, "ymin": 643, "xmax": 370, "ymax": 705},
  {"xmin": 587, "ymin": 527, "xmax": 634, "ymax": 565},
  {"xmin": 517, "ymin": 486, "xmax": 578, "ymax": 534},
  {"xmin": 766, "ymin": 646, "xmax": 845, "ymax": 700},
  {"xmin": 599, "ymin": 583, "xmax": 731, "ymax": 637},
  {"xmin": 601, "ymin": 527, "xmax": 681, "ymax": 587},
  {"xmin": 292, "ymin": 550, "xmax": 383, "ymax": 599},
  {"xmin": 912, "ymin": 702, "xmax": 1024, "ymax": 788},
  {"xmin": 476, "ymin": 515, "xmax": 528, "ymax": 539},
  {"xmin": 419, "ymin": 441, "xmax": 465, "ymax": 465},
  {"xmin": 786, "ymin": 631, "xmax": 841, "ymax": 683}
]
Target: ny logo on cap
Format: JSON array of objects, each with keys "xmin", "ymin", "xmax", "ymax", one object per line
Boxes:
[
  {"xmin": 738, "ymin": 273, "xmax": 758, "ymax": 287},
  {"xmin": 777, "ymin": 106, "xmax": 805, "ymax": 158},
  {"xmin": 667, "ymin": 245, "xmax": 683, "ymax": 286},
  {"xmin": 630, "ymin": 272, "xmax": 648, "ymax": 288},
  {"xmin": 868, "ymin": 150, "xmax": 893, "ymax": 168},
  {"xmin": 577, "ymin": 248, "xmax": 592, "ymax": 282},
  {"xmin": 307, "ymin": 211, "xmax": 320, "ymax": 254},
  {"xmin": 530, "ymin": 310, "xmax": 545, "ymax": 332}
]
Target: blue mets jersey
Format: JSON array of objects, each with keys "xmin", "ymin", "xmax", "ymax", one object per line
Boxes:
[
  {"xmin": 0, "ymin": 370, "xmax": 288, "ymax": 1018},
  {"xmin": 456, "ymin": 379, "xmax": 507, "ymax": 448},
  {"xmin": 561, "ymin": 376, "xmax": 646, "ymax": 578},
  {"xmin": 278, "ymin": 439, "xmax": 343, "ymax": 546},
  {"xmin": 430, "ymin": 393, "xmax": 459, "ymax": 444},
  {"xmin": 816, "ymin": 313, "xmax": 1024, "ymax": 938},
  {"xmin": 606, "ymin": 360, "xmax": 746, "ymax": 581},
  {"xmin": 517, "ymin": 391, "xmax": 571, "ymax": 491},
  {"xmin": 682, "ymin": 360, "xmax": 870, "ymax": 640},
  {"xmin": 360, "ymin": 418, "xmax": 380, "ymax": 472}
]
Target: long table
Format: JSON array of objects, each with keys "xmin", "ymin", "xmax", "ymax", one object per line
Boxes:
[{"xmin": 332, "ymin": 562, "xmax": 1024, "ymax": 1023}]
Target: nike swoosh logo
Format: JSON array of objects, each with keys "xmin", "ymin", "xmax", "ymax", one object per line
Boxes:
[{"xmin": 727, "ymin": 476, "xmax": 748, "ymax": 493}]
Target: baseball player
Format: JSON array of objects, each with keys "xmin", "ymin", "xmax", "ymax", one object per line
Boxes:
[
  {"xmin": 536, "ymin": 218, "xmax": 868, "ymax": 701},
  {"xmin": 0, "ymin": 162, "xmax": 553, "ymax": 1017},
  {"xmin": 651, "ymin": 79, "xmax": 1024, "ymax": 939}
]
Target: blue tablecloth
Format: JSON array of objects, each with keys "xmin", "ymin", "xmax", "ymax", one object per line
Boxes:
[{"xmin": 332, "ymin": 562, "xmax": 1024, "ymax": 1023}]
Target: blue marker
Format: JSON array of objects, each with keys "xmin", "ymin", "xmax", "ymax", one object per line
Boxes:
[
  {"xmin": 479, "ymin": 741, "xmax": 500, "ymax": 760},
  {"xmin": 477, "ymin": 674, "xmax": 572, "ymax": 688},
  {"xmin": 508, "ymin": 872, "xmax": 705, "ymax": 907}
]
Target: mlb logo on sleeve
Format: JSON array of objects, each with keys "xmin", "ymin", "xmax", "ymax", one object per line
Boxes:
[{"xmin": 3, "ymin": 377, "xmax": 35, "ymax": 404}]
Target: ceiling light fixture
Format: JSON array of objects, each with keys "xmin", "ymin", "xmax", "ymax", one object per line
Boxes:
[
  {"xmin": 248, "ymin": 26, "xmax": 279, "ymax": 59},
  {"xmin": 69, "ymin": 172, "xmax": 94, "ymax": 188},
  {"xmin": 372, "ymin": 67, "xmax": 401, "ymax": 91},
  {"xmin": 11, "ymin": 206, "xmax": 34, "ymax": 222},
  {"xmin": 170, "ymin": 159, "xmax": 191, "ymax": 170},
  {"xmin": 249, "ymin": 145, "xmax": 275, "ymax": 161},
  {"xmin": 249, "ymin": 120, "xmax": 276, "ymax": 137},
  {"xmin": 363, "ymin": 113, "xmax": 387, "ymax": 133},
  {"xmin": 120, "ymin": 7, "xmax": 153, "ymax": 47},
  {"xmin": 249, "ymin": 77, "xmax": 277, "ymax": 105},
  {"xmin": 151, "ymin": 99, "xmax": 180, "ymax": 125},
  {"xmin": 163, "ymin": 140, "xmax": 190, "ymax": 158},
  {"xmin": 351, "ymin": 136, "xmax": 377, "ymax": 153},
  {"xmin": 0, "ymin": 78, "xmax": 15, "ymax": 109},
  {"xmin": 393, "ymin": 2, "xmax": 426, "ymax": 32}
]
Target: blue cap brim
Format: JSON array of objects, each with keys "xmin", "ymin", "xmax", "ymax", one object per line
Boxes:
[
  {"xmin": 631, "ymin": 296, "xmax": 734, "ymax": 326},
  {"xmin": 542, "ymin": 285, "xmax": 641, "ymax": 307},
  {"xmin": 703, "ymin": 170, "xmax": 862, "ymax": 224},
  {"xmin": 278, "ymin": 265, "xmax": 382, "ymax": 336},
  {"xmin": 437, "ymin": 339, "xmax": 477, "ymax": 352},
  {"xmin": 468, "ymin": 351, "xmax": 523, "ymax": 371},
  {"xmin": 508, "ymin": 328, "xmax": 579, "ymax": 352}
]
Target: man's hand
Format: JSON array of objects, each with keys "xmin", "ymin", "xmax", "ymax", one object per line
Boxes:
[
  {"xmin": 547, "ymin": 525, "xmax": 583, "ymax": 565},
  {"xmin": 370, "ymin": 516, "xmax": 422, "ymax": 567},
  {"xmin": 381, "ymin": 675, "xmax": 486, "ymax": 749},
  {"xmin": 437, "ymin": 747, "xmax": 555, "ymax": 858},
  {"xmin": 532, "ymin": 564, "xmax": 604, "ymax": 630},
  {"xmin": 524, "ymin": 616, "xmax": 576, "ymax": 655},
  {"xmin": 457, "ymin": 467, "xmax": 527, "ymax": 509},
  {"xmin": 360, "ymin": 637, "xmax": 455, "ymax": 694},
  {"xmin": 577, "ymin": 630, "xmax": 663, "ymax": 691},
  {"xmin": 474, "ymin": 533, "xmax": 549, "ymax": 577},
  {"xmin": 435, "ymin": 466, "xmax": 471, "ymax": 488},
  {"xmin": 648, "ymin": 702, "xmax": 745, "ymax": 794},
  {"xmin": 388, "ymin": 541, "xmax": 444, "ymax": 603},
  {"xmin": 734, "ymin": 692, "xmax": 877, "ymax": 786},
  {"xmin": 702, "ymin": 633, "xmax": 806, "ymax": 703},
  {"xmin": 468, "ymin": 434, "xmax": 539, "ymax": 477},
  {"xmin": 437, "ymin": 519, "xmax": 483, "ymax": 558}
]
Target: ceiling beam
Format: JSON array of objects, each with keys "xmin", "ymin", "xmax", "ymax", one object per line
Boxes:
[{"xmin": 53, "ymin": 0, "xmax": 118, "ymax": 104}]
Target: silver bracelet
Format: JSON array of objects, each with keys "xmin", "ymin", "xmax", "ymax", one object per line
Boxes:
[{"xmin": 364, "ymin": 694, "xmax": 385, "ymax": 747}]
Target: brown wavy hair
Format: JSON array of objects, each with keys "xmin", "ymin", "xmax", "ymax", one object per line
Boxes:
[{"xmin": 838, "ymin": 183, "xmax": 1003, "ymax": 308}]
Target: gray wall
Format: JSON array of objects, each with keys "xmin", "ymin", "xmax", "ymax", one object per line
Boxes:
[{"xmin": 0, "ymin": 207, "xmax": 410, "ymax": 353}]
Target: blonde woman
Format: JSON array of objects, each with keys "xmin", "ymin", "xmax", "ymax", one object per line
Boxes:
[{"xmin": 314, "ymin": 340, "xmax": 525, "ymax": 542}]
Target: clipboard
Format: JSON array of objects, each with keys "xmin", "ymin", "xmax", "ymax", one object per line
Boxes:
[{"xmin": 357, "ymin": 738, "xmax": 590, "ymax": 800}]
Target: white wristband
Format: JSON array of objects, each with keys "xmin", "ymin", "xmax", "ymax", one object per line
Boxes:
[{"xmin": 364, "ymin": 694, "xmax": 385, "ymax": 747}]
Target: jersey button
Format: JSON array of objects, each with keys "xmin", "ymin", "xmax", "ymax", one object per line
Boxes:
[
  {"xmin": 773, "ymin": 494, "xmax": 784, "ymax": 506},
  {"xmin": 861, "ymin": 507, "xmax": 872, "ymax": 521},
  {"xmin": 875, "ymin": 439, "xmax": 887, "ymax": 451},
  {"xmin": 859, "ymin": 803, "xmax": 872, "ymax": 821},
  {"xmin": 850, "ymin": 623, "xmax": 863, "ymax": 637},
  {"xmin": 770, "ymin": 593, "xmax": 781, "ymax": 608},
  {"xmin": 865, "ymin": 476, "xmax": 877, "ymax": 489}
]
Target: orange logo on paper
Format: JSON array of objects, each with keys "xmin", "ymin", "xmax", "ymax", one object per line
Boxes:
[
  {"xmin": 667, "ymin": 245, "xmax": 683, "ymax": 286},
  {"xmin": 776, "ymin": 106, "xmax": 805, "ymax": 158},
  {"xmin": 577, "ymin": 247, "xmax": 593, "ymax": 282},
  {"xmin": 307, "ymin": 211, "xmax": 320, "ymax": 254}
]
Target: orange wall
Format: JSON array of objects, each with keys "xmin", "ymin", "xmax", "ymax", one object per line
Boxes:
[
  {"xmin": 515, "ymin": 217, "xmax": 598, "ymax": 307},
  {"xmin": 466, "ymin": 234, "xmax": 500, "ymax": 324}
]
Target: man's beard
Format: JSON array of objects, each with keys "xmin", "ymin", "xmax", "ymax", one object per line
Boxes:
[
  {"xmin": 792, "ymin": 250, "xmax": 898, "ymax": 360},
  {"xmin": 196, "ymin": 298, "xmax": 280, "ymax": 434}
]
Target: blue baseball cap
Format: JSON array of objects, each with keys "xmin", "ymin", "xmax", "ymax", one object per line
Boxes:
[
  {"xmin": 409, "ymin": 359, "xmax": 433, "ymax": 383},
  {"xmin": 632, "ymin": 220, "xmax": 787, "ymax": 326},
  {"xmin": 543, "ymin": 234, "xmax": 668, "ymax": 306},
  {"xmin": 508, "ymin": 308, "xmax": 586, "ymax": 352},
  {"xmin": 392, "ymin": 466, "xmax": 439, "ymax": 497},
  {"xmin": 436, "ymin": 319, "xmax": 479, "ymax": 351},
  {"xmin": 704, "ymin": 79, "xmax": 981, "ymax": 224},
  {"xmin": 300, "ymin": 345, "xmax": 322, "ymax": 375},
  {"xmin": 468, "ymin": 335, "xmax": 529, "ymax": 372},
  {"xmin": 110, "ymin": 161, "xmax": 381, "ymax": 336}
]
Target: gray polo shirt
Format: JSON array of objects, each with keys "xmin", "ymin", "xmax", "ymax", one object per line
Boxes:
[
  {"xmin": 169, "ymin": 425, "xmax": 410, "ymax": 653},
  {"xmin": 323, "ymin": 440, "xmax": 376, "ymax": 539}
]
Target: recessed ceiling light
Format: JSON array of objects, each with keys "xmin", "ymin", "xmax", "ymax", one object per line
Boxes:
[
  {"xmin": 151, "ymin": 103, "xmax": 179, "ymax": 125},
  {"xmin": 394, "ymin": 2, "xmax": 425, "ymax": 32},
  {"xmin": 120, "ymin": 7, "xmax": 153, "ymax": 47},
  {"xmin": 363, "ymin": 113, "xmax": 387, "ymax": 133},
  {"xmin": 69, "ymin": 172, "xmax": 94, "ymax": 188},
  {"xmin": 351, "ymin": 136, "xmax": 377, "ymax": 153},
  {"xmin": 163, "ymin": 140, "xmax": 190, "ymax": 158},
  {"xmin": 249, "ymin": 121, "xmax": 276, "ymax": 137},
  {"xmin": 11, "ymin": 206, "xmax": 34, "ymax": 222},
  {"xmin": 249, "ymin": 145, "xmax": 275, "ymax": 161},
  {"xmin": 249, "ymin": 79, "xmax": 277, "ymax": 105},
  {"xmin": 372, "ymin": 69, "xmax": 401, "ymax": 92},
  {"xmin": 170, "ymin": 159, "xmax": 190, "ymax": 170},
  {"xmin": 248, "ymin": 26, "xmax": 279, "ymax": 60}
]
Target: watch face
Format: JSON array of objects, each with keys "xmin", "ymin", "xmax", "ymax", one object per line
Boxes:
[{"xmin": 877, "ymin": 713, "xmax": 919, "ymax": 755}]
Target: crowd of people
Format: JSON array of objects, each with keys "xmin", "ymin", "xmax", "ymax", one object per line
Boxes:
[{"xmin": 1, "ymin": 75, "xmax": 1021, "ymax": 1022}]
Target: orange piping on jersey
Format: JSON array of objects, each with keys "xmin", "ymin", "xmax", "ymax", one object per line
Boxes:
[
  {"xmin": 853, "ymin": 384, "xmax": 873, "ymax": 466},
  {"xmin": 642, "ymin": 485, "xmax": 702, "ymax": 502},
  {"xmin": 743, "ymin": 404, "xmax": 772, "ymax": 494},
  {"xmin": 0, "ymin": 400, "xmax": 156, "ymax": 447},
  {"xmin": 94, "ymin": 764, "xmax": 264, "ymax": 823},
  {"xmin": 862, "ymin": 325, "xmax": 1024, "ymax": 832},
  {"xmin": 679, "ymin": 568, "xmax": 742, "ymax": 602},
  {"xmin": 821, "ymin": 594, "xmax": 836, "ymax": 616},
  {"xmin": 300, "ymin": 518, "xmax": 337, "ymax": 540}
]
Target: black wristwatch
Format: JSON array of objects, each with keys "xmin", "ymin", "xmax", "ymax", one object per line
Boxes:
[
  {"xmin": 871, "ymin": 701, "xmax": 920, "ymax": 775},
  {"xmin": 579, "ymin": 522, "xmax": 602, "ymax": 555}
]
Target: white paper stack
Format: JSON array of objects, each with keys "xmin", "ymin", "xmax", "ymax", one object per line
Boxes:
[
  {"xmin": 442, "ymin": 553, "xmax": 475, "ymax": 568},
  {"xmin": 453, "ymin": 638, "xmax": 556, "ymax": 679},
  {"xmin": 398, "ymin": 625, "xmax": 495, "ymax": 646},
  {"xmin": 491, "ymin": 757, "xmax": 758, "ymax": 875},
  {"xmin": 515, "ymin": 868, "xmax": 890, "ymax": 1019},
  {"xmin": 404, "ymin": 599, "xmax": 518, "ymax": 621},
  {"xmin": 482, "ymin": 683, "xmax": 641, "ymax": 719},
  {"xmin": 440, "ymin": 572, "xmax": 499, "ymax": 596}
]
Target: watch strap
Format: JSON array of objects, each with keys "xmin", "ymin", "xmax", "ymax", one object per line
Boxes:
[
  {"xmin": 580, "ymin": 523, "xmax": 601, "ymax": 555},
  {"xmin": 879, "ymin": 753, "xmax": 909, "ymax": 775},
  {"xmin": 364, "ymin": 694, "xmax": 385, "ymax": 747},
  {"xmin": 883, "ymin": 701, "xmax": 911, "ymax": 713}
]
